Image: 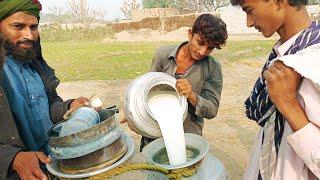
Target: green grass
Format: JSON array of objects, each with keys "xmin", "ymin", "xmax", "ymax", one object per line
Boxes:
[
  {"xmin": 40, "ymin": 27, "xmax": 115, "ymax": 41},
  {"xmin": 213, "ymin": 40, "xmax": 275, "ymax": 63},
  {"xmin": 41, "ymin": 40, "xmax": 275, "ymax": 82}
]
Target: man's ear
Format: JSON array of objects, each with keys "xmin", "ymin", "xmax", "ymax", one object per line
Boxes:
[
  {"xmin": 274, "ymin": 0, "xmax": 285, "ymax": 10},
  {"xmin": 188, "ymin": 29, "xmax": 193, "ymax": 40}
]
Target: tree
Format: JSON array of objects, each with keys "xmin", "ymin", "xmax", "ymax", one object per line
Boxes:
[
  {"xmin": 142, "ymin": 0, "xmax": 178, "ymax": 9},
  {"xmin": 121, "ymin": 0, "xmax": 141, "ymax": 19},
  {"xmin": 47, "ymin": 5, "xmax": 73, "ymax": 23},
  {"xmin": 46, "ymin": 0, "xmax": 105, "ymax": 24},
  {"xmin": 181, "ymin": 0, "xmax": 229, "ymax": 12},
  {"xmin": 308, "ymin": 2, "xmax": 320, "ymax": 20},
  {"xmin": 202, "ymin": 0, "xmax": 230, "ymax": 11},
  {"xmin": 142, "ymin": 0, "xmax": 229, "ymax": 11},
  {"xmin": 308, "ymin": 0, "xmax": 320, "ymax": 4},
  {"xmin": 48, "ymin": 5, "xmax": 65, "ymax": 17},
  {"xmin": 68, "ymin": 0, "xmax": 104, "ymax": 24}
]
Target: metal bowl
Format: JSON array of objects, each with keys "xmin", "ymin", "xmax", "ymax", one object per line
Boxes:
[
  {"xmin": 46, "ymin": 133, "xmax": 135, "ymax": 179},
  {"xmin": 142, "ymin": 133, "xmax": 209, "ymax": 170},
  {"xmin": 59, "ymin": 134, "xmax": 127, "ymax": 174},
  {"xmin": 48, "ymin": 109, "xmax": 121, "ymax": 159}
]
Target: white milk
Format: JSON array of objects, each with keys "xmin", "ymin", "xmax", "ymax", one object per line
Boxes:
[{"xmin": 148, "ymin": 92, "xmax": 187, "ymax": 165}]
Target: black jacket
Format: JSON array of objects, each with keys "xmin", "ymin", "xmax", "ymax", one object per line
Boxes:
[{"xmin": 0, "ymin": 58, "xmax": 72, "ymax": 179}]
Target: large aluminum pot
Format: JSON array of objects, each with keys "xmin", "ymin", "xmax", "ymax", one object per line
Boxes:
[
  {"xmin": 48, "ymin": 109, "xmax": 121, "ymax": 160},
  {"xmin": 124, "ymin": 72, "xmax": 188, "ymax": 138}
]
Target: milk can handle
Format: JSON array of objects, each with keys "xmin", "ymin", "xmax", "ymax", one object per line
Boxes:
[
  {"xmin": 175, "ymin": 74, "xmax": 183, "ymax": 79},
  {"xmin": 106, "ymin": 105, "xmax": 119, "ymax": 113}
]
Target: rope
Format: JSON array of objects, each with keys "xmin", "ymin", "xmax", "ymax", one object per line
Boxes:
[{"xmin": 89, "ymin": 162, "xmax": 199, "ymax": 180}]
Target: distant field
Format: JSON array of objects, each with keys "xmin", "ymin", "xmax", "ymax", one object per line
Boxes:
[{"xmin": 41, "ymin": 40, "xmax": 275, "ymax": 82}]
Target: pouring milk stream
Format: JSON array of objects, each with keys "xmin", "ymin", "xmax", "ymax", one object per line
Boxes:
[{"xmin": 148, "ymin": 91, "xmax": 187, "ymax": 165}]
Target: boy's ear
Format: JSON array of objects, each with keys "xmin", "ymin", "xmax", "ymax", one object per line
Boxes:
[
  {"xmin": 274, "ymin": 0, "xmax": 285, "ymax": 9},
  {"xmin": 188, "ymin": 29, "xmax": 193, "ymax": 39}
]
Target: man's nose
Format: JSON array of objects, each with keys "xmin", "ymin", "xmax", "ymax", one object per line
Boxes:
[
  {"xmin": 22, "ymin": 28, "xmax": 35, "ymax": 40},
  {"xmin": 199, "ymin": 47, "xmax": 209, "ymax": 56},
  {"xmin": 247, "ymin": 15, "xmax": 254, "ymax": 28}
]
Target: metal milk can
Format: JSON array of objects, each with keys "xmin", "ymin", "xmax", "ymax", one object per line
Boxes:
[{"xmin": 124, "ymin": 72, "xmax": 188, "ymax": 138}]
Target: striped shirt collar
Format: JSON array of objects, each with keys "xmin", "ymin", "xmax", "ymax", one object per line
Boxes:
[{"xmin": 274, "ymin": 30, "xmax": 304, "ymax": 56}]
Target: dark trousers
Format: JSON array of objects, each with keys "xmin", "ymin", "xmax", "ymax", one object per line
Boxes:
[{"xmin": 140, "ymin": 136, "xmax": 157, "ymax": 152}]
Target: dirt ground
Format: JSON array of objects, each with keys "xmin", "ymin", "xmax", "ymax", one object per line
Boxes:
[
  {"xmin": 103, "ymin": 28, "xmax": 279, "ymax": 43},
  {"xmin": 56, "ymin": 58, "xmax": 265, "ymax": 179}
]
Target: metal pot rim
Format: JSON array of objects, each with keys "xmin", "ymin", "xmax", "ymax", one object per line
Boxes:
[
  {"xmin": 48, "ymin": 109, "xmax": 116, "ymax": 146},
  {"xmin": 142, "ymin": 133, "xmax": 209, "ymax": 170},
  {"xmin": 124, "ymin": 72, "xmax": 188, "ymax": 138},
  {"xmin": 48, "ymin": 109, "xmax": 121, "ymax": 159},
  {"xmin": 143, "ymin": 76, "xmax": 186, "ymax": 122},
  {"xmin": 46, "ymin": 132, "xmax": 134, "ymax": 179}
]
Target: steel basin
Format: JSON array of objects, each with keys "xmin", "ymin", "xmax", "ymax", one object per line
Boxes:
[
  {"xmin": 48, "ymin": 109, "xmax": 121, "ymax": 159},
  {"xmin": 142, "ymin": 133, "xmax": 209, "ymax": 170},
  {"xmin": 59, "ymin": 135, "xmax": 127, "ymax": 174}
]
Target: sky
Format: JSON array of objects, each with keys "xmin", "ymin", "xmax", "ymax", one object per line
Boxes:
[{"xmin": 42, "ymin": 0, "xmax": 138, "ymax": 21}]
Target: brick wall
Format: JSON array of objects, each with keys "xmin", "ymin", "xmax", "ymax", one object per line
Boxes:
[
  {"xmin": 112, "ymin": 13, "xmax": 219, "ymax": 32},
  {"xmin": 217, "ymin": 6, "xmax": 257, "ymax": 34},
  {"xmin": 132, "ymin": 8, "xmax": 180, "ymax": 21},
  {"xmin": 41, "ymin": 5, "xmax": 320, "ymax": 34}
]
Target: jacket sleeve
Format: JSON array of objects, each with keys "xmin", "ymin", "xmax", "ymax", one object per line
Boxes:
[
  {"xmin": 194, "ymin": 60, "xmax": 223, "ymax": 119},
  {"xmin": 287, "ymin": 123, "xmax": 320, "ymax": 177},
  {"xmin": 0, "ymin": 86, "xmax": 23, "ymax": 179},
  {"xmin": 49, "ymin": 89, "xmax": 73, "ymax": 124},
  {"xmin": 286, "ymin": 79, "xmax": 320, "ymax": 177},
  {"xmin": 0, "ymin": 144, "xmax": 21, "ymax": 179},
  {"xmin": 150, "ymin": 48, "xmax": 164, "ymax": 72}
]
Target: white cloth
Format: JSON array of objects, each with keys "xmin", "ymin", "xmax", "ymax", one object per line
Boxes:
[{"xmin": 245, "ymin": 35, "xmax": 320, "ymax": 179}]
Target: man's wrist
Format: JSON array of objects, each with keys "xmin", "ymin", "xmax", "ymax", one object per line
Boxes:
[
  {"xmin": 67, "ymin": 99, "xmax": 75, "ymax": 110},
  {"xmin": 12, "ymin": 151, "xmax": 23, "ymax": 171},
  {"xmin": 275, "ymin": 98, "xmax": 298, "ymax": 115},
  {"xmin": 188, "ymin": 92, "xmax": 197, "ymax": 106},
  {"xmin": 278, "ymin": 100, "xmax": 309, "ymax": 131}
]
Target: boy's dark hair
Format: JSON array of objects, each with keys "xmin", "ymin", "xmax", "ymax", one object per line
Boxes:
[
  {"xmin": 230, "ymin": 0, "xmax": 308, "ymax": 7},
  {"xmin": 192, "ymin": 14, "xmax": 228, "ymax": 49}
]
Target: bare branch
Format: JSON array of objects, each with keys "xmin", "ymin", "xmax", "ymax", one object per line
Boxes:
[
  {"xmin": 121, "ymin": 0, "xmax": 141, "ymax": 19},
  {"xmin": 67, "ymin": 0, "xmax": 105, "ymax": 24}
]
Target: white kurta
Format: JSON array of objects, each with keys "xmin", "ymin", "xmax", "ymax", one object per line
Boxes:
[{"xmin": 244, "ymin": 33, "xmax": 320, "ymax": 180}]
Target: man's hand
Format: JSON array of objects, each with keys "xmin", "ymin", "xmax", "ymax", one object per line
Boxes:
[
  {"xmin": 70, "ymin": 97, "xmax": 90, "ymax": 109},
  {"xmin": 176, "ymin": 78, "xmax": 197, "ymax": 106},
  {"xmin": 263, "ymin": 61, "xmax": 301, "ymax": 109},
  {"xmin": 13, "ymin": 151, "xmax": 50, "ymax": 180},
  {"xmin": 263, "ymin": 61, "xmax": 309, "ymax": 131}
]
